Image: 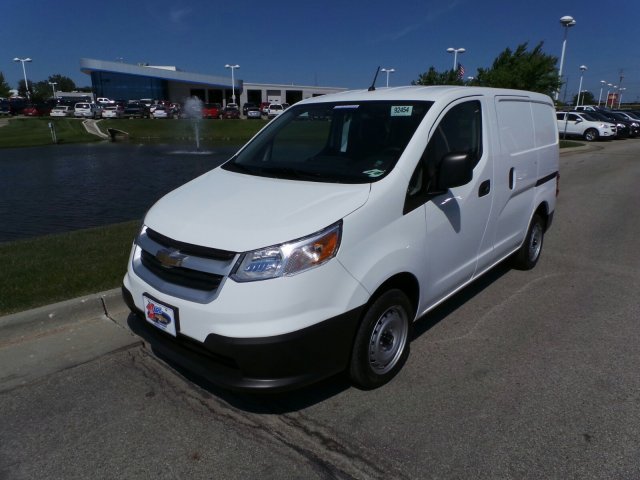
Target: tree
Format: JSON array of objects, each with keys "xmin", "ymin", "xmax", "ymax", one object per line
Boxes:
[
  {"xmin": 572, "ymin": 91, "xmax": 595, "ymax": 106},
  {"xmin": 0, "ymin": 72, "xmax": 11, "ymax": 98},
  {"xmin": 475, "ymin": 42, "xmax": 561, "ymax": 96},
  {"xmin": 47, "ymin": 74, "xmax": 76, "ymax": 93},
  {"xmin": 413, "ymin": 66, "xmax": 464, "ymax": 86},
  {"xmin": 17, "ymin": 79, "xmax": 34, "ymax": 99},
  {"xmin": 31, "ymin": 80, "xmax": 54, "ymax": 103}
]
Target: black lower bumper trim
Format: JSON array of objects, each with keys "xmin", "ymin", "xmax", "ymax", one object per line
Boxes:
[{"xmin": 122, "ymin": 285, "xmax": 363, "ymax": 392}]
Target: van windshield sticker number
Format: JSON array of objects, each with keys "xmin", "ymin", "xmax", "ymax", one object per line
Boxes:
[
  {"xmin": 391, "ymin": 105, "xmax": 413, "ymax": 116},
  {"xmin": 363, "ymin": 169, "xmax": 386, "ymax": 178}
]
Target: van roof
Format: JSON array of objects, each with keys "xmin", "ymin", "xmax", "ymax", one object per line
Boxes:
[{"xmin": 300, "ymin": 85, "xmax": 553, "ymax": 105}]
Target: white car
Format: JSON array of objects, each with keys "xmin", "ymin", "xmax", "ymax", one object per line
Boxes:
[
  {"xmin": 101, "ymin": 105, "xmax": 124, "ymax": 119},
  {"xmin": 267, "ymin": 103, "xmax": 284, "ymax": 119},
  {"xmin": 50, "ymin": 106, "xmax": 73, "ymax": 117},
  {"xmin": 556, "ymin": 111, "xmax": 616, "ymax": 141},
  {"xmin": 73, "ymin": 102, "xmax": 101, "ymax": 119},
  {"xmin": 123, "ymin": 86, "xmax": 559, "ymax": 392},
  {"xmin": 150, "ymin": 106, "xmax": 170, "ymax": 119}
]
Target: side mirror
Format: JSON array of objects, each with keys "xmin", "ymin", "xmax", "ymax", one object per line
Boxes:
[
  {"xmin": 574, "ymin": 118, "xmax": 583, "ymax": 123},
  {"xmin": 435, "ymin": 152, "xmax": 473, "ymax": 191}
]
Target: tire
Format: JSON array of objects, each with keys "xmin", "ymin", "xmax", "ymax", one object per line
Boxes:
[
  {"xmin": 512, "ymin": 214, "xmax": 544, "ymax": 270},
  {"xmin": 583, "ymin": 128, "xmax": 598, "ymax": 142},
  {"xmin": 349, "ymin": 289, "xmax": 412, "ymax": 389}
]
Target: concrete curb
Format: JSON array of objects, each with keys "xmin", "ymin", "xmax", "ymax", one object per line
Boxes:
[
  {"xmin": 0, "ymin": 288, "xmax": 127, "ymax": 335},
  {"xmin": 0, "ymin": 289, "xmax": 140, "ymax": 392}
]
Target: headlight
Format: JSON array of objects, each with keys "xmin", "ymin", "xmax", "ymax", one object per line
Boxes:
[{"xmin": 231, "ymin": 221, "xmax": 342, "ymax": 282}]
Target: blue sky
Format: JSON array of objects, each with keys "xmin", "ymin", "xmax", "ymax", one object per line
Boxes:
[{"xmin": 2, "ymin": 0, "xmax": 640, "ymax": 102}]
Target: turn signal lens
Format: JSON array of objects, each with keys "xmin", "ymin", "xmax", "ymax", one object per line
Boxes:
[{"xmin": 231, "ymin": 222, "xmax": 342, "ymax": 282}]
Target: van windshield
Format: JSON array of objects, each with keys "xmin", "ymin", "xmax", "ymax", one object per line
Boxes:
[{"xmin": 223, "ymin": 100, "xmax": 432, "ymax": 183}]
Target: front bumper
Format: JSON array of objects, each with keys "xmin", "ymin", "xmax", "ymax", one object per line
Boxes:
[{"xmin": 122, "ymin": 285, "xmax": 362, "ymax": 391}]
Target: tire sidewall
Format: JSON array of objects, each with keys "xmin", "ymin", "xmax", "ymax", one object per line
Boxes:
[
  {"xmin": 512, "ymin": 214, "xmax": 544, "ymax": 270},
  {"xmin": 349, "ymin": 289, "xmax": 412, "ymax": 390}
]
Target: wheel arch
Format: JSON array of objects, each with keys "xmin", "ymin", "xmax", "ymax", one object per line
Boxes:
[{"xmin": 363, "ymin": 272, "xmax": 420, "ymax": 321}]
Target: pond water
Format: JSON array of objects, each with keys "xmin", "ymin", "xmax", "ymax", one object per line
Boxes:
[{"xmin": 0, "ymin": 142, "xmax": 239, "ymax": 243}]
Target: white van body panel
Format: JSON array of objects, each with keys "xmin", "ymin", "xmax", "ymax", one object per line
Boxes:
[
  {"xmin": 123, "ymin": 85, "xmax": 559, "ymax": 390},
  {"xmin": 144, "ymin": 167, "xmax": 370, "ymax": 252}
]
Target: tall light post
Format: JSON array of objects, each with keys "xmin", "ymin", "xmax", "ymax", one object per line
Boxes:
[
  {"xmin": 597, "ymin": 80, "xmax": 606, "ymax": 107},
  {"xmin": 224, "ymin": 64, "xmax": 240, "ymax": 105},
  {"xmin": 13, "ymin": 57, "xmax": 32, "ymax": 100},
  {"xmin": 380, "ymin": 68, "xmax": 395, "ymax": 87},
  {"xmin": 556, "ymin": 15, "xmax": 576, "ymax": 101},
  {"xmin": 446, "ymin": 47, "xmax": 465, "ymax": 70},
  {"xmin": 576, "ymin": 65, "xmax": 587, "ymax": 106},
  {"xmin": 618, "ymin": 87, "xmax": 626, "ymax": 108},
  {"xmin": 49, "ymin": 82, "xmax": 57, "ymax": 99}
]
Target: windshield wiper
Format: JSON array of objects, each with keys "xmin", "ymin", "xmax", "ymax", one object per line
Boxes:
[{"xmin": 257, "ymin": 166, "xmax": 325, "ymax": 181}]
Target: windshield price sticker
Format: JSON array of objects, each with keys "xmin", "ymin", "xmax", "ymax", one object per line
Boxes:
[{"xmin": 391, "ymin": 105, "xmax": 413, "ymax": 116}]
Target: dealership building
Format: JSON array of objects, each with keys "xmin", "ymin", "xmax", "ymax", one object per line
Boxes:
[{"xmin": 79, "ymin": 58, "xmax": 346, "ymax": 107}]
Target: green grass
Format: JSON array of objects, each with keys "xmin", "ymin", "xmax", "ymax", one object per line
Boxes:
[
  {"xmin": 0, "ymin": 117, "xmax": 99, "ymax": 148},
  {"xmin": 0, "ymin": 221, "xmax": 140, "ymax": 316},
  {"xmin": 559, "ymin": 139, "xmax": 585, "ymax": 148},
  {"xmin": 99, "ymin": 118, "xmax": 267, "ymax": 145}
]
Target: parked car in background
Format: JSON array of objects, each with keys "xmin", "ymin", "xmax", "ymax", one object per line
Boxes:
[
  {"xmin": 23, "ymin": 104, "xmax": 51, "ymax": 116},
  {"xmin": 260, "ymin": 102, "xmax": 270, "ymax": 115},
  {"xmin": 557, "ymin": 111, "xmax": 616, "ymax": 141},
  {"xmin": 124, "ymin": 102, "xmax": 147, "ymax": 119},
  {"xmin": 50, "ymin": 105, "xmax": 73, "ymax": 117},
  {"xmin": 267, "ymin": 103, "xmax": 284, "ymax": 119},
  {"xmin": 0, "ymin": 100, "xmax": 12, "ymax": 116},
  {"xmin": 607, "ymin": 111, "xmax": 640, "ymax": 137},
  {"xmin": 221, "ymin": 105, "xmax": 240, "ymax": 119},
  {"xmin": 151, "ymin": 105, "xmax": 171, "ymax": 119},
  {"xmin": 246, "ymin": 106, "xmax": 262, "ymax": 119},
  {"xmin": 97, "ymin": 97, "xmax": 115, "ymax": 105},
  {"xmin": 589, "ymin": 109, "xmax": 633, "ymax": 138},
  {"xmin": 242, "ymin": 102, "xmax": 257, "ymax": 115},
  {"xmin": 102, "ymin": 105, "xmax": 125, "ymax": 119},
  {"xmin": 202, "ymin": 103, "xmax": 222, "ymax": 119},
  {"xmin": 74, "ymin": 102, "xmax": 101, "ymax": 119}
]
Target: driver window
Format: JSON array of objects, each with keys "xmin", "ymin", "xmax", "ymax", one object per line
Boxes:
[{"xmin": 405, "ymin": 100, "xmax": 482, "ymax": 213}]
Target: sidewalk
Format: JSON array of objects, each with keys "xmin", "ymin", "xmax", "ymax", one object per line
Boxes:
[{"xmin": 0, "ymin": 289, "xmax": 140, "ymax": 392}]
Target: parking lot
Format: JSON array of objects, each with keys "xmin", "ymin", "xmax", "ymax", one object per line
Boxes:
[{"xmin": 1, "ymin": 139, "xmax": 640, "ymax": 479}]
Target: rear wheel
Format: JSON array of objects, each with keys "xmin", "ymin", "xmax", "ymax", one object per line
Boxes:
[
  {"xmin": 349, "ymin": 289, "xmax": 412, "ymax": 389},
  {"xmin": 512, "ymin": 214, "xmax": 544, "ymax": 270},
  {"xmin": 583, "ymin": 128, "xmax": 598, "ymax": 142}
]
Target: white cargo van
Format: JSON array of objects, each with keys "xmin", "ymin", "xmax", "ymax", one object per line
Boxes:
[{"xmin": 122, "ymin": 86, "xmax": 559, "ymax": 391}]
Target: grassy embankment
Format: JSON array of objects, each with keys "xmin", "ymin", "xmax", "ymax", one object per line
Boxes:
[
  {"xmin": 0, "ymin": 116, "xmax": 266, "ymax": 148},
  {"xmin": 0, "ymin": 117, "xmax": 581, "ymax": 315}
]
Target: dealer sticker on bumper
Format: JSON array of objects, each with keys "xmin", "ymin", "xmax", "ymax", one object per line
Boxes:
[{"xmin": 143, "ymin": 294, "xmax": 178, "ymax": 337}]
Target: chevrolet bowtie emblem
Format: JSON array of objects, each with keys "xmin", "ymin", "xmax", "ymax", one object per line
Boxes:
[{"xmin": 155, "ymin": 249, "xmax": 187, "ymax": 268}]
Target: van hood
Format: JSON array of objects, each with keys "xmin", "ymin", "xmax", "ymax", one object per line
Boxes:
[{"xmin": 143, "ymin": 167, "xmax": 371, "ymax": 252}]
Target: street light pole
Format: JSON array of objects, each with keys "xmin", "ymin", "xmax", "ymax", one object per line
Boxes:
[
  {"xmin": 49, "ymin": 82, "xmax": 57, "ymax": 99},
  {"xmin": 224, "ymin": 64, "xmax": 240, "ymax": 105},
  {"xmin": 556, "ymin": 15, "xmax": 576, "ymax": 101},
  {"xmin": 380, "ymin": 68, "xmax": 395, "ymax": 87},
  {"xmin": 618, "ymin": 87, "xmax": 626, "ymax": 108},
  {"xmin": 13, "ymin": 57, "xmax": 32, "ymax": 101},
  {"xmin": 576, "ymin": 65, "xmax": 587, "ymax": 106},
  {"xmin": 598, "ymin": 80, "xmax": 606, "ymax": 107},
  {"xmin": 446, "ymin": 47, "xmax": 465, "ymax": 70}
]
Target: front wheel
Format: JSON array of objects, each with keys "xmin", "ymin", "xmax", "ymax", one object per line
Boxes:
[
  {"xmin": 583, "ymin": 128, "xmax": 599, "ymax": 142},
  {"xmin": 512, "ymin": 214, "xmax": 544, "ymax": 270},
  {"xmin": 349, "ymin": 289, "xmax": 412, "ymax": 389}
]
